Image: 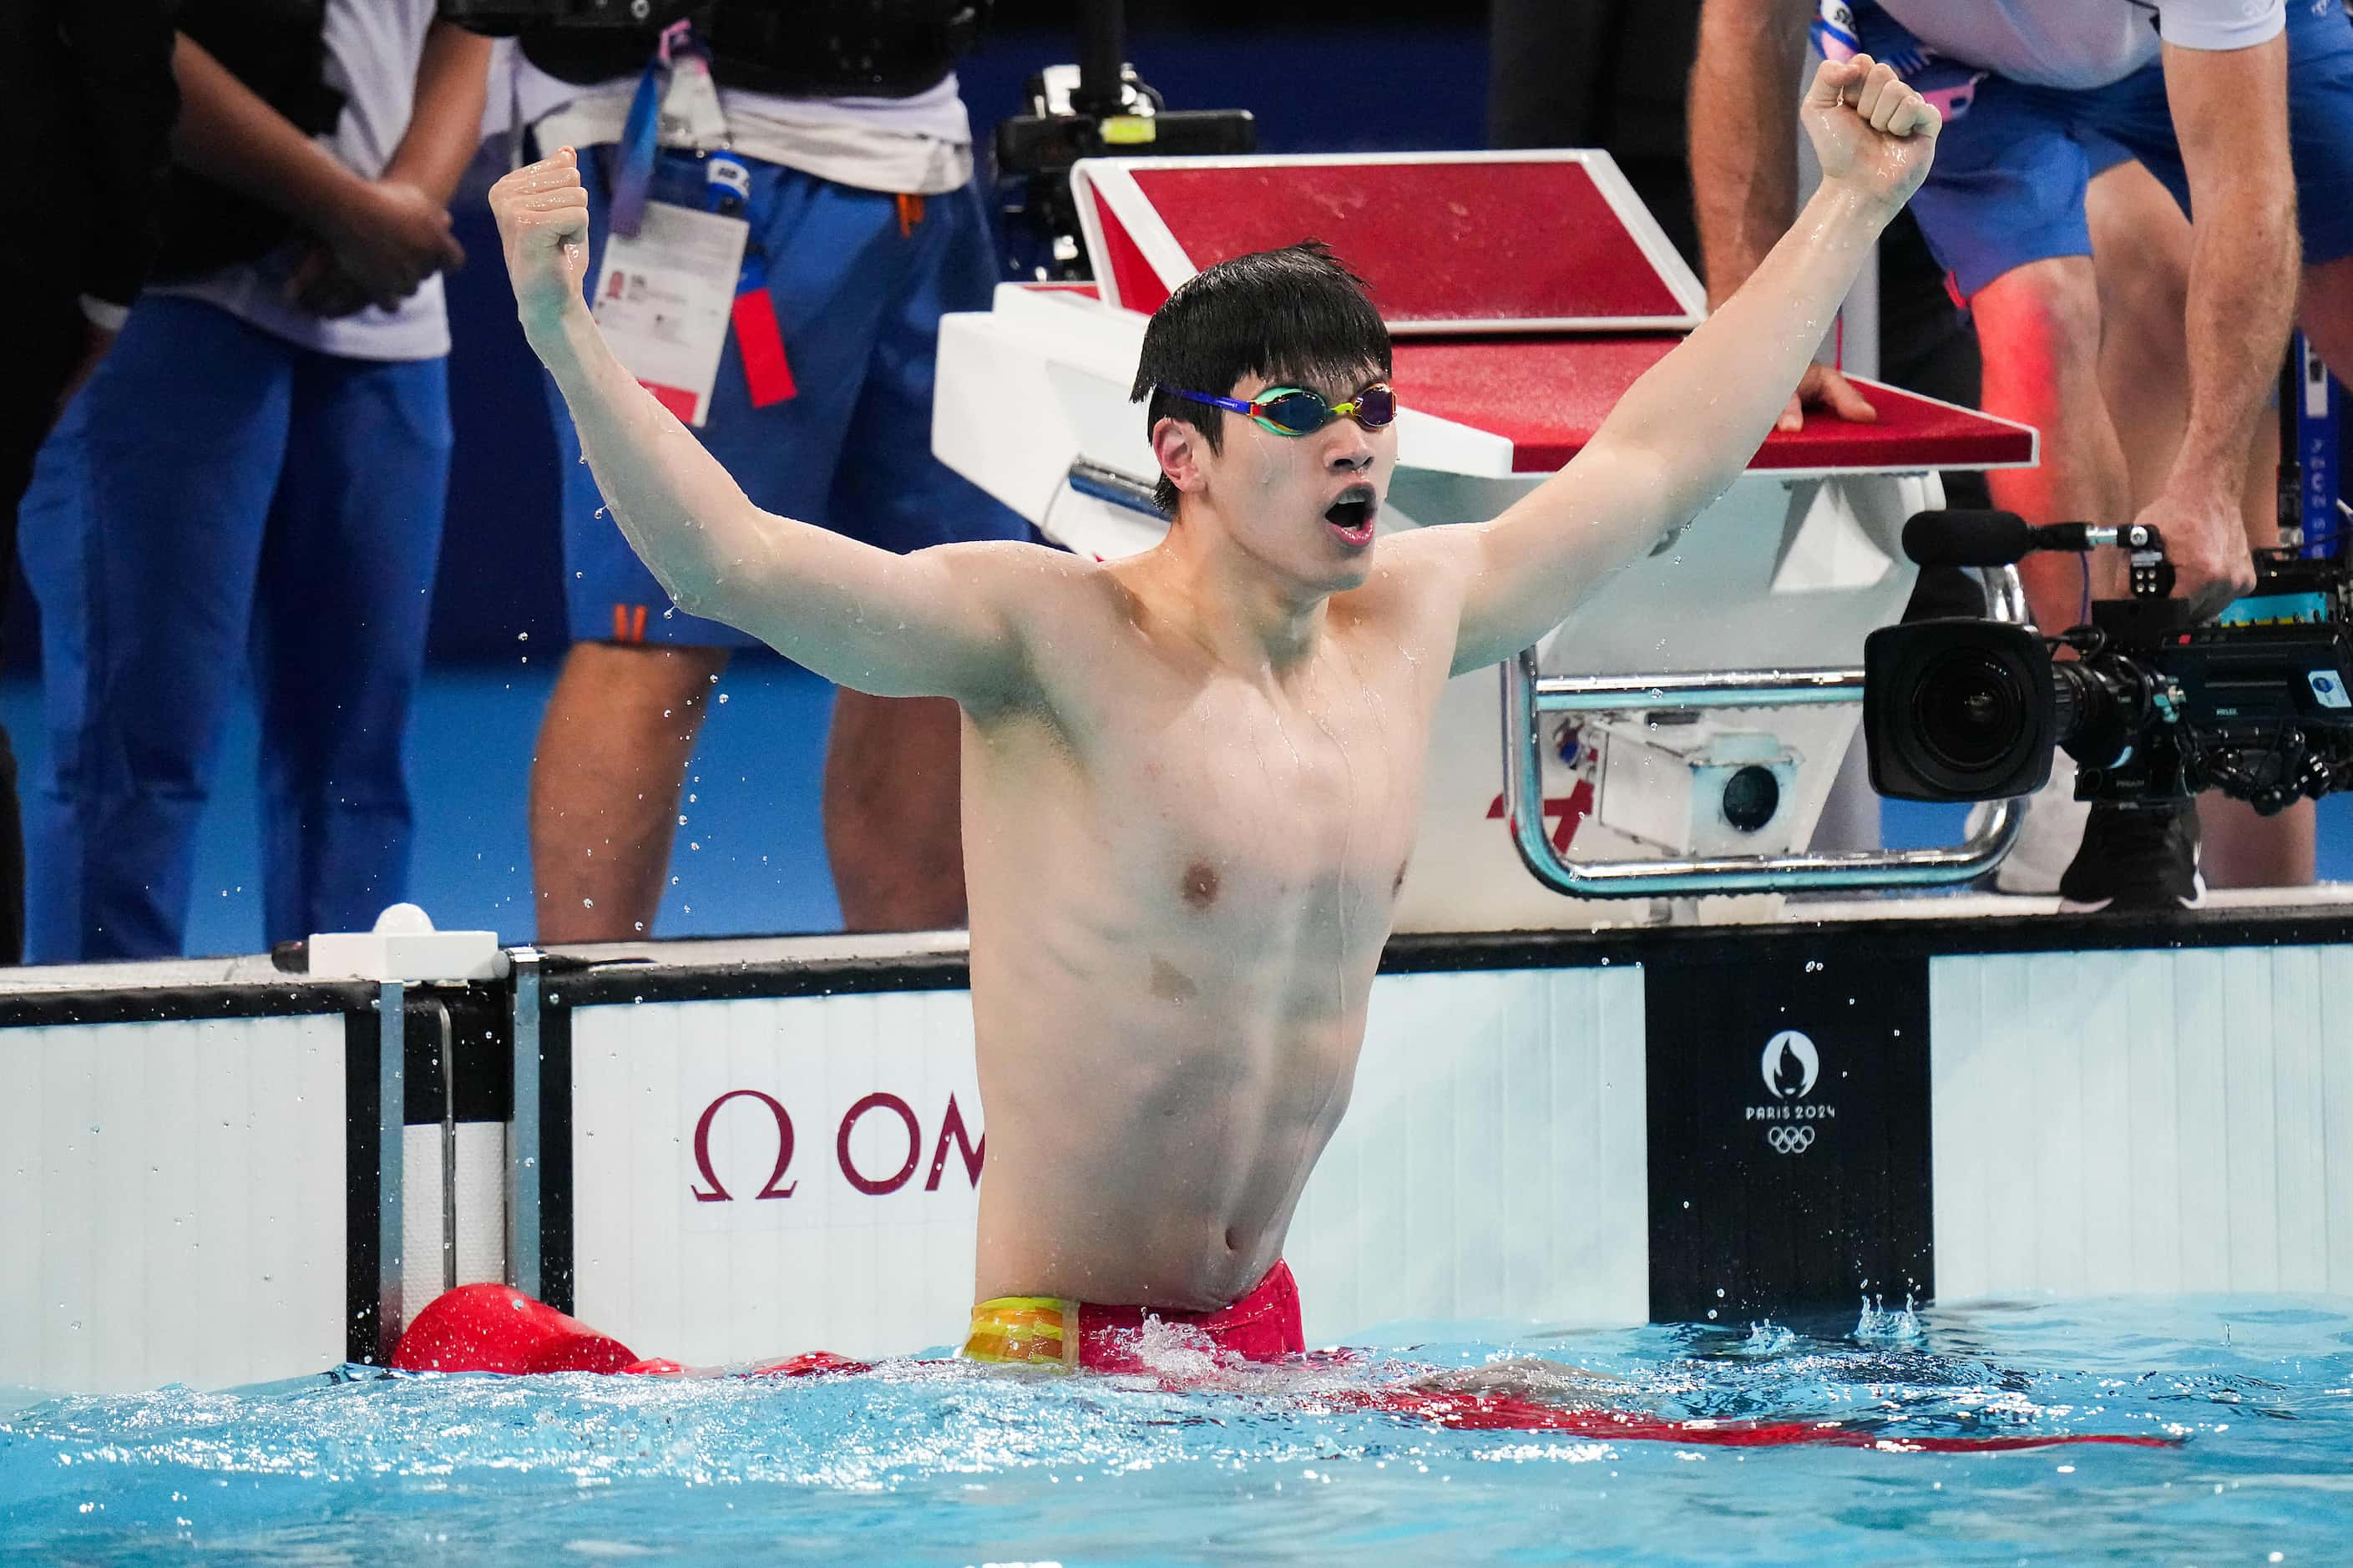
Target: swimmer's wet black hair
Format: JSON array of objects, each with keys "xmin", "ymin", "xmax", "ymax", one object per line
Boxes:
[{"xmin": 1129, "ymin": 240, "xmax": 1391, "ymax": 515}]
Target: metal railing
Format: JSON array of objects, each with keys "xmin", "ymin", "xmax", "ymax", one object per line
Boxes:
[{"xmin": 1500, "ymin": 568, "xmax": 2031, "ymax": 897}]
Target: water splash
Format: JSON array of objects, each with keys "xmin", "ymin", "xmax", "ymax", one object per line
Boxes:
[{"xmin": 1854, "ymin": 1293, "xmax": 1925, "ymax": 1343}]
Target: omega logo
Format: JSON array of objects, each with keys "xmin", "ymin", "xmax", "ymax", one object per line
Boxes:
[{"xmin": 690, "ymin": 1088, "xmax": 985, "ymax": 1201}]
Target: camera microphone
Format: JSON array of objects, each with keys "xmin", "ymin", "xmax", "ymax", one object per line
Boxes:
[
  {"xmin": 1901, "ymin": 510, "xmax": 2150, "ymax": 568},
  {"xmin": 1900, "ymin": 509, "xmax": 2035, "ymax": 566}
]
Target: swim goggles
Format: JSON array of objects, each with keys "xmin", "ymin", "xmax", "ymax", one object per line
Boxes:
[{"xmin": 1159, "ymin": 382, "xmax": 1398, "ymax": 437}]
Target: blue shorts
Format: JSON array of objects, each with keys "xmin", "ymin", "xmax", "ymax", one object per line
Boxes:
[
  {"xmin": 1849, "ymin": 0, "xmax": 2353, "ymax": 298},
  {"xmin": 547, "ymin": 148, "xmax": 1024, "ymax": 648}
]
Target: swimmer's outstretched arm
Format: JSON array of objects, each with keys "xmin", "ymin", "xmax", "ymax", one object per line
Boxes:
[
  {"xmin": 1429, "ymin": 58, "xmax": 1939, "ymax": 675},
  {"xmin": 486, "ymin": 149, "xmax": 1043, "ymax": 706}
]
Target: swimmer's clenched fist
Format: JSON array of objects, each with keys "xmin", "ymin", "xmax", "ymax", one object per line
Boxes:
[
  {"xmin": 488, "ymin": 147, "xmax": 594, "ymax": 336},
  {"xmin": 1798, "ymin": 54, "xmax": 1941, "ymax": 211}
]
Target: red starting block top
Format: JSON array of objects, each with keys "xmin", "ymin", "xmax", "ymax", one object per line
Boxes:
[
  {"xmin": 1075, "ymin": 153, "xmax": 1705, "ymax": 332},
  {"xmin": 1062, "ymin": 153, "xmax": 2038, "ymax": 474},
  {"xmin": 1397, "ymin": 336, "xmax": 2038, "ymax": 473}
]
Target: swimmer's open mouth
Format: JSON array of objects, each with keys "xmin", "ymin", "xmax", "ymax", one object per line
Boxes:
[{"xmin": 1324, "ymin": 486, "xmax": 1378, "ymax": 546}]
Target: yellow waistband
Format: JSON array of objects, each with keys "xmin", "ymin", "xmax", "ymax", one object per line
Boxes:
[{"xmin": 960, "ymin": 1294, "xmax": 1081, "ymax": 1370}]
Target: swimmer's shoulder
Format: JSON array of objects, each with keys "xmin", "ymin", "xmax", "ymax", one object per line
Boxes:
[{"xmin": 1341, "ymin": 526, "xmax": 1478, "ymax": 622}]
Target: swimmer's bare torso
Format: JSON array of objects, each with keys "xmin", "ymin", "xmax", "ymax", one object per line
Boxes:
[
  {"xmin": 959, "ymin": 538, "xmax": 1460, "ymax": 1308},
  {"xmin": 488, "ymin": 55, "xmax": 1942, "ymax": 1313}
]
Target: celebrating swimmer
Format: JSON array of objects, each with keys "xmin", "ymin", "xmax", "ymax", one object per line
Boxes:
[{"xmin": 487, "ymin": 57, "xmax": 1939, "ymax": 1370}]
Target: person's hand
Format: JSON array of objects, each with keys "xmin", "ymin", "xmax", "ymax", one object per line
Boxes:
[
  {"xmin": 315, "ymin": 177, "xmax": 465, "ymax": 310},
  {"xmin": 488, "ymin": 146, "xmax": 593, "ymax": 338},
  {"xmin": 1799, "ymin": 55, "xmax": 1941, "ymax": 214},
  {"xmin": 282, "ymin": 244, "xmax": 377, "ymax": 318},
  {"xmin": 2138, "ymin": 483, "xmax": 2257, "ymax": 622},
  {"xmin": 1774, "ymin": 362, "xmax": 1879, "ymax": 433}
]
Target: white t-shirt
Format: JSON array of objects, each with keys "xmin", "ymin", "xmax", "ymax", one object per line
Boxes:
[
  {"xmin": 1870, "ymin": 0, "xmax": 2285, "ymax": 90},
  {"xmin": 521, "ymin": 60, "xmax": 975, "ymax": 198},
  {"xmin": 157, "ymin": 0, "xmax": 452, "ymax": 362}
]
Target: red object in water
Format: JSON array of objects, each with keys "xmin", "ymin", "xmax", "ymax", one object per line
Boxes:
[
  {"xmin": 1342, "ymin": 1388, "xmax": 2179, "ymax": 1452},
  {"xmin": 387, "ymin": 1287, "xmax": 2178, "ymax": 1452},
  {"xmin": 391, "ymin": 1283, "xmax": 641, "ymax": 1375}
]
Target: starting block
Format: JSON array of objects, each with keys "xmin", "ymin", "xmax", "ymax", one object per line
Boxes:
[{"xmin": 933, "ymin": 151, "xmax": 2037, "ymax": 930}]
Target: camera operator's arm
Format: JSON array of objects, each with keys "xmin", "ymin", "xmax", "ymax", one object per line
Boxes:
[
  {"xmin": 1691, "ymin": 0, "xmax": 1877, "ymax": 431},
  {"xmin": 491, "ymin": 149, "xmax": 1036, "ymax": 706},
  {"xmin": 1440, "ymin": 58, "xmax": 1936, "ymax": 674},
  {"xmin": 170, "ymin": 33, "xmax": 465, "ymax": 309},
  {"xmin": 289, "ymin": 21, "xmax": 492, "ymax": 315},
  {"xmin": 2140, "ymin": 32, "xmax": 2298, "ymax": 621}
]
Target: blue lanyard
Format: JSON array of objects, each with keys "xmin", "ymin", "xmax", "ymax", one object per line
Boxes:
[{"xmin": 610, "ymin": 18, "xmax": 700, "ymax": 238}]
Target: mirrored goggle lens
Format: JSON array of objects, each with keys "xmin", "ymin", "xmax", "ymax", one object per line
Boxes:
[
  {"xmin": 1259, "ymin": 391, "xmax": 1336, "ymax": 433},
  {"xmin": 1353, "ymin": 385, "xmax": 1397, "ymax": 427}
]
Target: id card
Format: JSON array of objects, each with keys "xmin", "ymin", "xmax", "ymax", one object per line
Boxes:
[{"xmin": 590, "ymin": 200, "xmax": 750, "ymax": 427}]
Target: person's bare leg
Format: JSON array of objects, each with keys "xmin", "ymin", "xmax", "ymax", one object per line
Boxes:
[
  {"xmin": 1971, "ymin": 256, "xmax": 2136, "ymax": 625},
  {"xmin": 2298, "ymin": 254, "xmax": 2353, "ymax": 390},
  {"xmin": 2088, "ymin": 162, "xmax": 2193, "ymax": 518},
  {"xmin": 2086, "ymin": 164, "xmax": 2315, "ymax": 888},
  {"xmin": 1963, "ymin": 258, "xmax": 2133, "ymax": 889},
  {"xmin": 2193, "ymin": 251, "xmax": 2353, "ymax": 889},
  {"xmin": 822, "ymin": 689, "xmax": 966, "ymax": 932},
  {"xmin": 2195, "ymin": 407, "xmax": 2313, "ymax": 888},
  {"xmin": 531, "ymin": 640, "xmax": 731, "ymax": 943}
]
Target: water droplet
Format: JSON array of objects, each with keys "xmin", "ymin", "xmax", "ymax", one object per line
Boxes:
[
  {"xmin": 716, "ymin": 693, "xmax": 729, "ymax": 704},
  {"xmin": 633, "ymin": 922, "xmax": 644, "ymax": 932},
  {"xmin": 689, "ymin": 842, "xmax": 701, "ymax": 851},
  {"xmin": 582, "ymin": 898, "xmax": 595, "ymax": 908},
  {"xmin": 677, "ymin": 815, "xmax": 688, "ymax": 826},
  {"xmin": 594, "ymin": 506, "xmax": 606, "ymax": 518}
]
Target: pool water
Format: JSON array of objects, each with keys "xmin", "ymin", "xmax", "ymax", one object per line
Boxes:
[{"xmin": 4, "ymin": 1296, "xmax": 2347, "ymax": 1565}]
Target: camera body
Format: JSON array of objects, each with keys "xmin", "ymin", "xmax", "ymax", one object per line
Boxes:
[
  {"xmin": 439, "ymin": 0, "xmax": 685, "ymax": 33},
  {"xmin": 1865, "ymin": 542, "xmax": 2353, "ymax": 814}
]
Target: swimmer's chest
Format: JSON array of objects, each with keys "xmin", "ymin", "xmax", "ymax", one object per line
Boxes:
[{"xmin": 1085, "ymin": 669, "xmax": 1426, "ymax": 930}]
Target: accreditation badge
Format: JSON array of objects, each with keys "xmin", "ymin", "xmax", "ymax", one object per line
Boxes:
[{"xmin": 589, "ymin": 200, "xmax": 751, "ymax": 427}]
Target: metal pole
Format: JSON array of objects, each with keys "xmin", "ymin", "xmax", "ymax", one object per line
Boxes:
[
  {"xmin": 508, "ymin": 950, "xmax": 543, "ymax": 1298},
  {"xmin": 1072, "ymin": 0, "xmax": 1126, "ymax": 116},
  {"xmin": 433, "ymin": 1000, "xmax": 457, "ymax": 1297},
  {"xmin": 376, "ymin": 981, "xmax": 405, "ymax": 1363}
]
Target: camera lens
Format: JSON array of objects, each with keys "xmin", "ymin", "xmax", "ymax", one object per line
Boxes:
[
  {"xmin": 1910, "ymin": 649, "xmax": 2025, "ymax": 772},
  {"xmin": 1721, "ymin": 765, "xmax": 1780, "ymax": 833}
]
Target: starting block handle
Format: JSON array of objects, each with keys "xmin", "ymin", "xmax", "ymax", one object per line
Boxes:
[{"xmin": 1500, "ymin": 569, "xmax": 2030, "ymax": 898}]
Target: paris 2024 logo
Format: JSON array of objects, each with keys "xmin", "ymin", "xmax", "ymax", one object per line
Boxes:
[{"xmin": 1748, "ymin": 1029, "xmax": 1834, "ymax": 1154}]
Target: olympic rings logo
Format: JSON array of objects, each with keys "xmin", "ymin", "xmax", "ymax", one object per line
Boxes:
[{"xmin": 1766, "ymin": 1125, "xmax": 1816, "ymax": 1155}]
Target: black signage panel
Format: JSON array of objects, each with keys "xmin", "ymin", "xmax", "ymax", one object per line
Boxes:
[{"xmin": 1644, "ymin": 944, "xmax": 1932, "ymax": 1323}]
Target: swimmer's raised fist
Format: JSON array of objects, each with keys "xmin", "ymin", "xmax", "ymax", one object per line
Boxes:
[
  {"xmin": 488, "ymin": 147, "xmax": 594, "ymax": 337},
  {"xmin": 1800, "ymin": 55, "xmax": 1941, "ymax": 212}
]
